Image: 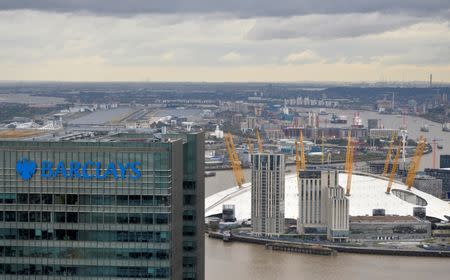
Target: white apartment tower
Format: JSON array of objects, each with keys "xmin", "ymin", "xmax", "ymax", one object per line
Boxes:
[
  {"xmin": 251, "ymin": 153, "xmax": 285, "ymax": 235},
  {"xmin": 297, "ymin": 169, "xmax": 349, "ymax": 242}
]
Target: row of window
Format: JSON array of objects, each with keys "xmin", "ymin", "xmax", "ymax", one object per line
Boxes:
[
  {"xmin": 0, "ymin": 246, "xmax": 169, "ymax": 260},
  {"xmin": 0, "ymin": 264, "xmax": 169, "ymax": 278},
  {"xmin": 0, "ymin": 228, "xmax": 170, "ymax": 243},
  {"xmin": 0, "ymin": 211, "xmax": 169, "ymax": 225},
  {"xmin": 0, "ymin": 193, "xmax": 170, "ymax": 206}
]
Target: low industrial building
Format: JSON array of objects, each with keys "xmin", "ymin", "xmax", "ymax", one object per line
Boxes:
[{"xmin": 349, "ymin": 215, "xmax": 431, "ymax": 241}]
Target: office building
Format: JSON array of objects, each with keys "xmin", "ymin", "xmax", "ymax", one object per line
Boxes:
[
  {"xmin": 441, "ymin": 155, "xmax": 450, "ymax": 169},
  {"xmin": 0, "ymin": 132, "xmax": 204, "ymax": 280},
  {"xmin": 413, "ymin": 174, "xmax": 443, "ymax": 198},
  {"xmin": 297, "ymin": 169, "xmax": 349, "ymax": 242},
  {"xmin": 367, "ymin": 119, "xmax": 380, "ymax": 130},
  {"xmin": 424, "ymin": 168, "xmax": 450, "ymax": 199},
  {"xmin": 251, "ymin": 153, "xmax": 285, "ymax": 235}
]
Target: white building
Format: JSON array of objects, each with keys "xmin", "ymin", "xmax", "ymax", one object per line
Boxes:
[
  {"xmin": 297, "ymin": 169, "xmax": 349, "ymax": 241},
  {"xmin": 251, "ymin": 153, "xmax": 285, "ymax": 235}
]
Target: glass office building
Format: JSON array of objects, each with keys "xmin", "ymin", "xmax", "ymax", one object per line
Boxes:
[{"xmin": 0, "ymin": 132, "xmax": 204, "ymax": 279}]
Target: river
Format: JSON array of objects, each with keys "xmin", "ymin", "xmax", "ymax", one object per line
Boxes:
[{"xmin": 204, "ymin": 110, "xmax": 450, "ymax": 279}]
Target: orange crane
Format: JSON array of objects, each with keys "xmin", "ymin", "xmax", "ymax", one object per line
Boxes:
[
  {"xmin": 382, "ymin": 133, "xmax": 397, "ymax": 177},
  {"xmin": 256, "ymin": 128, "xmax": 263, "ymax": 153},
  {"xmin": 224, "ymin": 133, "xmax": 245, "ymax": 187},
  {"xmin": 386, "ymin": 144, "xmax": 401, "ymax": 194},
  {"xmin": 345, "ymin": 132, "xmax": 354, "ymax": 196},
  {"xmin": 405, "ymin": 137, "xmax": 426, "ymax": 190}
]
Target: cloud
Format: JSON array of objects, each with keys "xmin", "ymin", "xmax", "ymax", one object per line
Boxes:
[
  {"xmin": 219, "ymin": 51, "xmax": 243, "ymax": 63},
  {"xmin": 246, "ymin": 13, "xmax": 423, "ymax": 40},
  {"xmin": 284, "ymin": 50, "xmax": 324, "ymax": 64},
  {"xmin": 1, "ymin": 1, "xmax": 450, "ymax": 18}
]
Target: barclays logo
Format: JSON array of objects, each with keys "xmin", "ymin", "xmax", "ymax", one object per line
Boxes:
[
  {"xmin": 16, "ymin": 158, "xmax": 37, "ymax": 181},
  {"xmin": 15, "ymin": 158, "xmax": 142, "ymax": 181}
]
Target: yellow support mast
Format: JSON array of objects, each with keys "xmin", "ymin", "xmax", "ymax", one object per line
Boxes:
[
  {"xmin": 382, "ymin": 133, "xmax": 397, "ymax": 177},
  {"xmin": 247, "ymin": 138, "xmax": 254, "ymax": 154},
  {"xmin": 224, "ymin": 133, "xmax": 245, "ymax": 187},
  {"xmin": 345, "ymin": 131, "xmax": 354, "ymax": 196},
  {"xmin": 256, "ymin": 128, "xmax": 263, "ymax": 153},
  {"xmin": 295, "ymin": 140, "xmax": 300, "ymax": 177},
  {"xmin": 300, "ymin": 130, "xmax": 306, "ymax": 170},
  {"xmin": 386, "ymin": 143, "xmax": 401, "ymax": 194},
  {"xmin": 406, "ymin": 137, "xmax": 426, "ymax": 190},
  {"xmin": 321, "ymin": 131, "xmax": 325, "ymax": 165}
]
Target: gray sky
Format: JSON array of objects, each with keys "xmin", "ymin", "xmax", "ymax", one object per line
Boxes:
[{"xmin": 1, "ymin": 1, "xmax": 450, "ymax": 82}]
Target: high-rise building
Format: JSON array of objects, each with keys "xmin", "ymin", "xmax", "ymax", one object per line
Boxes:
[
  {"xmin": 0, "ymin": 132, "xmax": 204, "ymax": 280},
  {"xmin": 424, "ymin": 168, "xmax": 450, "ymax": 200},
  {"xmin": 440, "ymin": 155, "xmax": 450, "ymax": 169},
  {"xmin": 367, "ymin": 119, "xmax": 380, "ymax": 130},
  {"xmin": 251, "ymin": 153, "xmax": 285, "ymax": 235},
  {"xmin": 297, "ymin": 169, "xmax": 349, "ymax": 242}
]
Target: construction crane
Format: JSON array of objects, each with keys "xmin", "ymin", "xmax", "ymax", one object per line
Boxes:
[
  {"xmin": 382, "ymin": 133, "xmax": 397, "ymax": 177},
  {"xmin": 295, "ymin": 140, "xmax": 300, "ymax": 178},
  {"xmin": 386, "ymin": 144, "xmax": 401, "ymax": 194},
  {"xmin": 224, "ymin": 133, "xmax": 245, "ymax": 187},
  {"xmin": 256, "ymin": 128, "xmax": 263, "ymax": 153},
  {"xmin": 405, "ymin": 137, "xmax": 426, "ymax": 190},
  {"xmin": 345, "ymin": 132, "xmax": 354, "ymax": 196}
]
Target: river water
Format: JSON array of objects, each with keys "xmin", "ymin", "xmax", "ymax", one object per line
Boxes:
[{"xmin": 205, "ymin": 111, "xmax": 450, "ymax": 279}]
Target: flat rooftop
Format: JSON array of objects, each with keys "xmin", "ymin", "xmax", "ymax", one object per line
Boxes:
[{"xmin": 350, "ymin": 215, "xmax": 421, "ymax": 223}]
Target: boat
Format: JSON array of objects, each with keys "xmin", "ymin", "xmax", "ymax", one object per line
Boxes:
[
  {"xmin": 204, "ymin": 171, "xmax": 216, "ymax": 177},
  {"xmin": 420, "ymin": 123, "xmax": 429, "ymax": 132},
  {"xmin": 318, "ymin": 108, "xmax": 328, "ymax": 115},
  {"xmin": 222, "ymin": 230, "xmax": 232, "ymax": 242},
  {"xmin": 443, "ymin": 123, "xmax": 450, "ymax": 132},
  {"xmin": 437, "ymin": 144, "xmax": 443, "ymax": 149},
  {"xmin": 330, "ymin": 114, "xmax": 347, "ymax": 124}
]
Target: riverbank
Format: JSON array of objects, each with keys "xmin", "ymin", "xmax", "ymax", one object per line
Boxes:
[{"xmin": 208, "ymin": 232, "xmax": 450, "ymax": 258}]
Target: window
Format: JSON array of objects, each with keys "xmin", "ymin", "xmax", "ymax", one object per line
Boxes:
[
  {"xmin": 42, "ymin": 194, "xmax": 52, "ymax": 204},
  {"xmin": 129, "ymin": 196, "xmax": 140, "ymax": 206},
  {"xmin": 156, "ymin": 214, "xmax": 168, "ymax": 224},
  {"xmin": 142, "ymin": 196, "xmax": 153, "ymax": 206},
  {"xmin": 143, "ymin": 214, "xmax": 153, "ymax": 224},
  {"xmin": 17, "ymin": 194, "xmax": 28, "ymax": 204},
  {"xmin": 66, "ymin": 195, "xmax": 78, "ymax": 205},
  {"xmin": 29, "ymin": 194, "xmax": 40, "ymax": 204},
  {"xmin": 117, "ymin": 196, "xmax": 128, "ymax": 206},
  {"xmin": 55, "ymin": 212, "xmax": 65, "ymax": 223}
]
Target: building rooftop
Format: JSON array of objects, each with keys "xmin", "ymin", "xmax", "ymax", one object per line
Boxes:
[{"xmin": 349, "ymin": 215, "xmax": 420, "ymax": 223}]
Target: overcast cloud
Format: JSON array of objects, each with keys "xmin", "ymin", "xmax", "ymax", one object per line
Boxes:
[{"xmin": 0, "ymin": 1, "xmax": 449, "ymax": 82}]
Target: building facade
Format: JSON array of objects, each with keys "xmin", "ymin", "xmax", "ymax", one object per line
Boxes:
[
  {"xmin": 0, "ymin": 132, "xmax": 204, "ymax": 280},
  {"xmin": 297, "ymin": 169, "xmax": 349, "ymax": 241},
  {"xmin": 349, "ymin": 216, "xmax": 431, "ymax": 241},
  {"xmin": 251, "ymin": 153, "xmax": 285, "ymax": 235},
  {"xmin": 413, "ymin": 174, "xmax": 443, "ymax": 198},
  {"xmin": 440, "ymin": 155, "xmax": 450, "ymax": 169},
  {"xmin": 424, "ymin": 168, "xmax": 450, "ymax": 199}
]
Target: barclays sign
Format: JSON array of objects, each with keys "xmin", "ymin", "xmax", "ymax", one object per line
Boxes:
[{"xmin": 16, "ymin": 158, "xmax": 141, "ymax": 181}]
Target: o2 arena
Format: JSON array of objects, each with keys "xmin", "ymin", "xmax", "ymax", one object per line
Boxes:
[{"xmin": 205, "ymin": 172, "xmax": 450, "ymax": 222}]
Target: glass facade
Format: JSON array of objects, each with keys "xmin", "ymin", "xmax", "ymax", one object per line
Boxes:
[{"xmin": 0, "ymin": 134, "xmax": 204, "ymax": 280}]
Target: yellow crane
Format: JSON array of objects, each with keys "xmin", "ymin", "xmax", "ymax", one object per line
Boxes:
[
  {"xmin": 295, "ymin": 140, "xmax": 301, "ymax": 177},
  {"xmin": 256, "ymin": 128, "xmax": 263, "ymax": 153},
  {"xmin": 224, "ymin": 133, "xmax": 245, "ymax": 187},
  {"xmin": 382, "ymin": 133, "xmax": 397, "ymax": 177},
  {"xmin": 345, "ymin": 132, "xmax": 354, "ymax": 196},
  {"xmin": 405, "ymin": 137, "xmax": 426, "ymax": 190},
  {"xmin": 386, "ymin": 143, "xmax": 401, "ymax": 194}
]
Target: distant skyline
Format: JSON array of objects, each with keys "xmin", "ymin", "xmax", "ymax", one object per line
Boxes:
[{"xmin": 1, "ymin": 1, "xmax": 450, "ymax": 82}]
